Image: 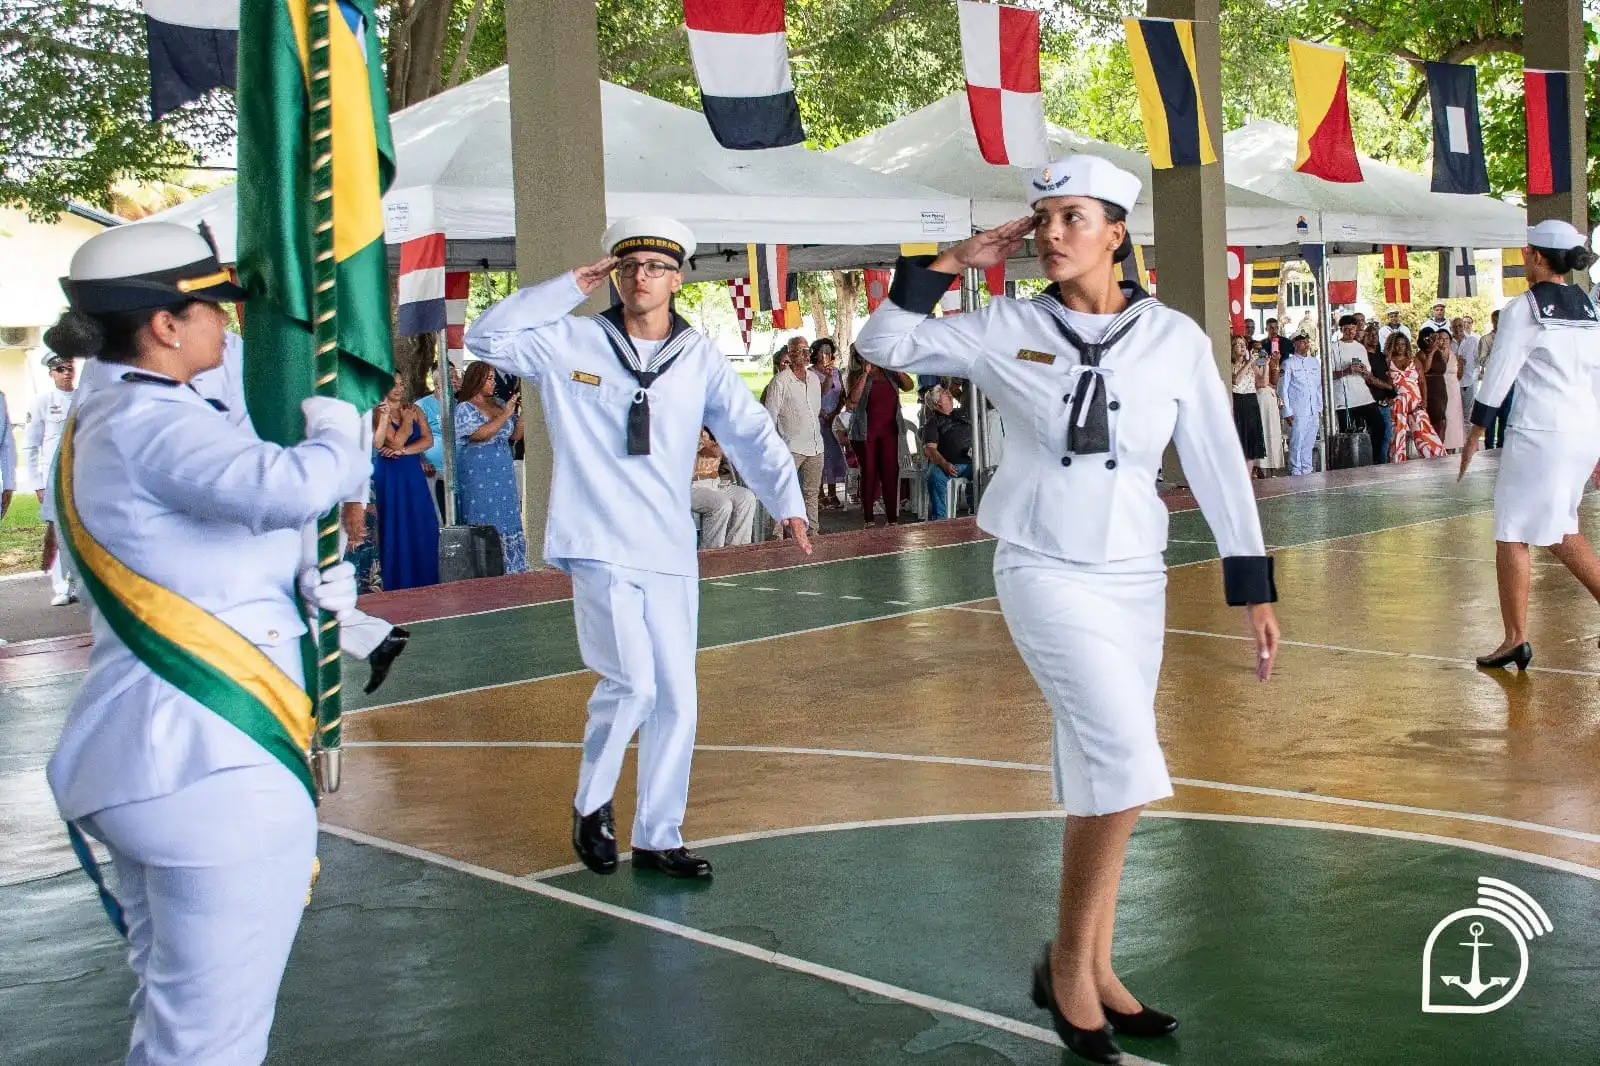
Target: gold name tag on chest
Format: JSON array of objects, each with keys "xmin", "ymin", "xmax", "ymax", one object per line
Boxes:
[
  {"xmin": 1016, "ymin": 349, "xmax": 1057, "ymax": 365},
  {"xmin": 571, "ymin": 371, "xmax": 603, "ymax": 386}
]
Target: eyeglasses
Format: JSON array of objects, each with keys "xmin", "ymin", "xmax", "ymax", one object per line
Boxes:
[
  {"xmin": 49, "ymin": 365, "xmax": 72, "ymax": 373},
  {"xmin": 616, "ymin": 261, "xmax": 679, "ymax": 279}
]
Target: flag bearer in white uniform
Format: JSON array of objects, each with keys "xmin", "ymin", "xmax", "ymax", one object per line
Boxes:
[
  {"xmin": 466, "ymin": 217, "xmax": 809, "ymax": 879},
  {"xmin": 44, "ymin": 223, "xmax": 370, "ymax": 1066},
  {"xmin": 856, "ymin": 156, "xmax": 1281, "ymax": 1065},
  {"xmin": 1460, "ymin": 220, "xmax": 1600, "ymax": 671},
  {"xmin": 22, "ymin": 350, "xmax": 80, "ymax": 604}
]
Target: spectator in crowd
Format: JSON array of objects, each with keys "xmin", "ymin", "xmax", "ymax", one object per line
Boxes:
[
  {"xmin": 1385, "ymin": 333, "xmax": 1445, "ymax": 461},
  {"xmin": 1230, "ymin": 335, "xmax": 1267, "ymax": 475},
  {"xmin": 1362, "ymin": 321, "xmax": 1396, "ymax": 463},
  {"xmin": 1426, "ymin": 301, "xmax": 1449, "ymax": 331},
  {"xmin": 454, "ymin": 360, "xmax": 528, "ymax": 573},
  {"xmin": 1378, "ymin": 309, "xmax": 1411, "ymax": 353},
  {"xmin": 1418, "ymin": 328, "xmax": 1453, "ymax": 449},
  {"xmin": 1454, "ymin": 315, "xmax": 1482, "ymax": 415},
  {"xmin": 920, "ymin": 384, "xmax": 972, "ymax": 519},
  {"xmin": 1478, "ymin": 309, "xmax": 1512, "ymax": 450},
  {"xmin": 759, "ymin": 346, "xmax": 792, "ymax": 405},
  {"xmin": 846, "ymin": 345, "xmax": 913, "ymax": 528},
  {"xmin": 1253, "ymin": 334, "xmax": 1284, "ymax": 471},
  {"xmin": 690, "ymin": 428, "xmax": 757, "ymax": 548},
  {"xmin": 1331, "ymin": 314, "xmax": 1385, "ymax": 456},
  {"xmin": 416, "ymin": 357, "xmax": 462, "ymax": 517},
  {"xmin": 764, "ymin": 336, "xmax": 825, "ymax": 533},
  {"xmin": 811, "ymin": 338, "xmax": 848, "ymax": 511},
  {"xmin": 1279, "ymin": 333, "xmax": 1323, "ymax": 476},
  {"xmin": 1260, "ymin": 317, "xmax": 1292, "ymax": 361},
  {"xmin": 371, "ymin": 375, "xmax": 441, "ymax": 589}
]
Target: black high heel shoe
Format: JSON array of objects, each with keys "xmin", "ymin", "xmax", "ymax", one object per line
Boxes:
[
  {"xmin": 1476, "ymin": 643, "xmax": 1533, "ymax": 671},
  {"xmin": 1030, "ymin": 943, "xmax": 1123, "ymax": 1064},
  {"xmin": 1102, "ymin": 1002, "xmax": 1179, "ymax": 1038}
]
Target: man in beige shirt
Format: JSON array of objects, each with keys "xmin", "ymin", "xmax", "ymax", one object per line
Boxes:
[{"xmin": 763, "ymin": 338, "xmax": 824, "ymax": 532}]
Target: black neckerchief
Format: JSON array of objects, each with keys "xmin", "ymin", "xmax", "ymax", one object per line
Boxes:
[
  {"xmin": 591, "ymin": 306, "xmax": 697, "ymax": 455},
  {"xmin": 1032, "ymin": 282, "xmax": 1159, "ymax": 454},
  {"xmin": 121, "ymin": 370, "xmax": 228, "ymax": 412},
  {"xmin": 1526, "ymin": 281, "xmax": 1600, "ymax": 327}
]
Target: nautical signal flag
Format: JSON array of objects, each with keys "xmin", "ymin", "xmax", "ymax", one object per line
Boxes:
[
  {"xmin": 1226, "ymin": 246, "xmax": 1246, "ymax": 335},
  {"xmin": 1298, "ymin": 242, "xmax": 1324, "ymax": 279},
  {"xmin": 1438, "ymin": 247, "xmax": 1478, "ymax": 298},
  {"xmin": 1426, "ymin": 62, "xmax": 1489, "ymax": 195},
  {"xmin": 863, "ymin": 269, "xmax": 891, "ymax": 312},
  {"xmin": 445, "ymin": 271, "xmax": 469, "ymax": 360},
  {"xmin": 396, "ymin": 233, "xmax": 447, "ymax": 336},
  {"xmin": 1382, "ymin": 245, "xmax": 1412, "ymax": 303},
  {"xmin": 985, "ymin": 262, "xmax": 1007, "ymax": 300},
  {"xmin": 683, "ymin": 0, "xmax": 804, "ymax": 150},
  {"xmin": 957, "ymin": 1, "xmax": 1048, "ymax": 167},
  {"xmin": 1119, "ymin": 246, "xmax": 1153, "ymax": 291},
  {"xmin": 772, "ymin": 274, "xmax": 801, "ymax": 330},
  {"xmin": 1288, "ymin": 40, "xmax": 1362, "ymax": 183},
  {"xmin": 747, "ymin": 243, "xmax": 788, "ymax": 314},
  {"xmin": 1123, "ymin": 18, "xmax": 1217, "ymax": 168},
  {"xmin": 144, "ymin": 0, "xmax": 238, "ymax": 120},
  {"xmin": 1250, "ymin": 259, "xmax": 1282, "ymax": 308},
  {"xmin": 726, "ymin": 278, "xmax": 755, "ymax": 350},
  {"xmin": 1327, "ymin": 256, "xmax": 1359, "ymax": 305},
  {"xmin": 1524, "ymin": 69, "xmax": 1572, "ymax": 195},
  {"xmin": 1502, "ymin": 248, "xmax": 1528, "ymax": 296}
]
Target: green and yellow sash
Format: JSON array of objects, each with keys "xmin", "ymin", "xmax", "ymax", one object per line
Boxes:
[{"xmin": 54, "ymin": 414, "xmax": 317, "ymax": 800}]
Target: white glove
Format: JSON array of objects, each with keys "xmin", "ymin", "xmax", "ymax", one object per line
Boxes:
[
  {"xmin": 301, "ymin": 396, "xmax": 362, "ymax": 444},
  {"xmin": 298, "ymin": 561, "xmax": 359, "ymax": 620}
]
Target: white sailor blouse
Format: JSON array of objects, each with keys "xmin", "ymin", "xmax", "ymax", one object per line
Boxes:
[
  {"xmin": 854, "ymin": 256, "xmax": 1275, "ymax": 605},
  {"xmin": 465, "ymin": 271, "xmax": 806, "ymax": 578},
  {"xmin": 1471, "ymin": 282, "xmax": 1600, "ymax": 435}
]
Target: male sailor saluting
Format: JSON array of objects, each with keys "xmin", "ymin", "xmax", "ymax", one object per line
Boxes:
[{"xmin": 466, "ymin": 217, "xmax": 809, "ymax": 879}]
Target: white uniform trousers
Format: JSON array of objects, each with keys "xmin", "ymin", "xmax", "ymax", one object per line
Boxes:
[
  {"xmin": 569, "ymin": 560, "xmax": 700, "ymax": 850},
  {"xmin": 689, "ymin": 479, "xmax": 757, "ymax": 549},
  {"xmin": 1286, "ymin": 412, "xmax": 1318, "ymax": 476},
  {"xmin": 79, "ymin": 762, "xmax": 316, "ymax": 1066},
  {"xmin": 993, "ymin": 545, "xmax": 1173, "ymax": 816}
]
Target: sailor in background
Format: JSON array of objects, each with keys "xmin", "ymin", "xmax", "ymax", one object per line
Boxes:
[
  {"xmin": 855, "ymin": 155, "xmax": 1280, "ymax": 1065},
  {"xmin": 0, "ymin": 386, "xmax": 14, "ymax": 522},
  {"xmin": 1460, "ymin": 220, "xmax": 1600, "ymax": 671},
  {"xmin": 22, "ymin": 350, "xmax": 79, "ymax": 605},
  {"xmin": 1278, "ymin": 333, "xmax": 1323, "ymax": 476},
  {"xmin": 466, "ymin": 216, "xmax": 809, "ymax": 880},
  {"xmin": 72, "ymin": 330, "xmax": 409, "ymax": 694},
  {"xmin": 45, "ymin": 222, "xmax": 370, "ymax": 1064}
]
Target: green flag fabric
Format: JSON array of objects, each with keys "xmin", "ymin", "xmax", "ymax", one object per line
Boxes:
[{"xmin": 236, "ymin": 0, "xmax": 396, "ymax": 446}]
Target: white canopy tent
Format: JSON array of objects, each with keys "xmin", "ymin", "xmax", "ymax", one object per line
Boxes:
[
  {"xmin": 1223, "ymin": 120, "xmax": 1526, "ymax": 250},
  {"xmin": 829, "ymin": 92, "xmax": 1309, "ymax": 248},
  {"xmin": 143, "ymin": 68, "xmax": 971, "ymax": 280}
]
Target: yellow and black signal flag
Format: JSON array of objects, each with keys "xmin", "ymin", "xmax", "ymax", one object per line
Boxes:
[
  {"xmin": 1250, "ymin": 259, "xmax": 1282, "ymax": 308},
  {"xmin": 1123, "ymin": 18, "xmax": 1217, "ymax": 168},
  {"xmin": 1502, "ymin": 248, "xmax": 1528, "ymax": 296}
]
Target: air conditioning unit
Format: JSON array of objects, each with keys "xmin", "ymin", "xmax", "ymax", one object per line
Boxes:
[{"xmin": 0, "ymin": 326, "xmax": 40, "ymax": 348}]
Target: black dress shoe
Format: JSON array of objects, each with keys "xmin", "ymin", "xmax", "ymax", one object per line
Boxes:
[
  {"xmin": 1030, "ymin": 943, "xmax": 1123, "ymax": 1064},
  {"xmin": 572, "ymin": 804, "xmax": 618, "ymax": 874},
  {"xmin": 1103, "ymin": 1002, "xmax": 1179, "ymax": 1038},
  {"xmin": 631, "ymin": 847, "xmax": 713, "ymax": 879},
  {"xmin": 1475, "ymin": 642, "xmax": 1532, "ymax": 671},
  {"xmin": 363, "ymin": 626, "xmax": 410, "ymax": 694}
]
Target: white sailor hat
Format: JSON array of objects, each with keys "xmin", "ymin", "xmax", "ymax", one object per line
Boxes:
[
  {"xmin": 1527, "ymin": 219, "xmax": 1587, "ymax": 250},
  {"xmin": 1026, "ymin": 155, "xmax": 1142, "ymax": 212},
  {"xmin": 602, "ymin": 216, "xmax": 696, "ymax": 265},
  {"xmin": 62, "ymin": 222, "xmax": 245, "ymax": 315}
]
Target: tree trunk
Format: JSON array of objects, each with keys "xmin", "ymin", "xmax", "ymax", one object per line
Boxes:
[
  {"xmin": 831, "ymin": 270, "xmax": 860, "ymax": 351},
  {"xmin": 400, "ymin": 0, "xmax": 452, "ymax": 107},
  {"xmin": 806, "ymin": 288, "xmax": 830, "ymax": 342},
  {"xmin": 447, "ymin": 0, "xmax": 489, "ymax": 89}
]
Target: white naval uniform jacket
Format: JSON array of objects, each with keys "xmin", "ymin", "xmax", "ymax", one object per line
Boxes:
[
  {"xmin": 855, "ymin": 257, "xmax": 1274, "ymax": 604},
  {"xmin": 1471, "ymin": 283, "xmax": 1600, "ymax": 434},
  {"xmin": 47, "ymin": 373, "xmax": 362, "ymax": 820},
  {"xmin": 465, "ymin": 272, "xmax": 807, "ymax": 578},
  {"xmin": 22, "ymin": 385, "xmax": 74, "ymax": 502}
]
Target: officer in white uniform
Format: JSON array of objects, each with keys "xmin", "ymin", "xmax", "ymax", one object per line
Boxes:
[
  {"xmin": 1278, "ymin": 333, "xmax": 1323, "ymax": 476},
  {"xmin": 73, "ymin": 333, "xmax": 408, "ymax": 692},
  {"xmin": 855, "ymin": 155, "xmax": 1280, "ymax": 1064},
  {"xmin": 1461, "ymin": 220, "xmax": 1600, "ymax": 671},
  {"xmin": 44, "ymin": 222, "xmax": 369, "ymax": 1066},
  {"xmin": 466, "ymin": 217, "xmax": 809, "ymax": 879},
  {"xmin": 22, "ymin": 350, "xmax": 79, "ymax": 604}
]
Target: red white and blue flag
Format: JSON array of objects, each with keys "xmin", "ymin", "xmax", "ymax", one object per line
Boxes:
[
  {"xmin": 684, "ymin": 0, "xmax": 805, "ymax": 150},
  {"xmin": 396, "ymin": 232, "xmax": 447, "ymax": 336},
  {"xmin": 1524, "ymin": 69, "xmax": 1572, "ymax": 196},
  {"xmin": 144, "ymin": 0, "xmax": 238, "ymax": 120},
  {"xmin": 958, "ymin": 1, "xmax": 1048, "ymax": 167},
  {"xmin": 445, "ymin": 271, "xmax": 469, "ymax": 360}
]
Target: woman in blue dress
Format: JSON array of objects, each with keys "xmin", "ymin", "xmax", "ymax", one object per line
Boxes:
[
  {"xmin": 454, "ymin": 361, "xmax": 528, "ymax": 573},
  {"xmin": 371, "ymin": 375, "xmax": 440, "ymax": 589}
]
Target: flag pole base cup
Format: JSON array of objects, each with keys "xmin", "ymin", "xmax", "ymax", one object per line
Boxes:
[{"xmin": 313, "ymin": 747, "xmax": 343, "ymax": 795}]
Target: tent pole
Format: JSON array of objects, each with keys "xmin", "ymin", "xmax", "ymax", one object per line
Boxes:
[
  {"xmin": 962, "ymin": 267, "xmax": 987, "ymax": 509},
  {"xmin": 1317, "ymin": 212, "xmax": 1333, "ymax": 472}
]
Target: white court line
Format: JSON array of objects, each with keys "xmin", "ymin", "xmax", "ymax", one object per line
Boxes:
[
  {"xmin": 340, "ymin": 740, "xmax": 1600, "ymax": 850},
  {"xmin": 314, "ymin": 821, "xmax": 1140, "ymax": 1061}
]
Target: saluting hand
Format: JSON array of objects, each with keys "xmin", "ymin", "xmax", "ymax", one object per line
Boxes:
[
  {"xmin": 1247, "ymin": 604, "xmax": 1280, "ymax": 682},
  {"xmin": 574, "ymin": 257, "xmax": 620, "ymax": 295},
  {"xmin": 930, "ymin": 216, "xmax": 1035, "ymax": 274}
]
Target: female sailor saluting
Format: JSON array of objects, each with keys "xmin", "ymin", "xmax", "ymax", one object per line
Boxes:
[{"xmin": 855, "ymin": 155, "xmax": 1281, "ymax": 1064}]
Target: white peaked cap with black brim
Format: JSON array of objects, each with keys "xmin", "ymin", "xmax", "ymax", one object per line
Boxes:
[
  {"xmin": 602, "ymin": 216, "xmax": 697, "ymax": 265},
  {"xmin": 1025, "ymin": 155, "xmax": 1142, "ymax": 212},
  {"xmin": 63, "ymin": 222, "xmax": 246, "ymax": 315}
]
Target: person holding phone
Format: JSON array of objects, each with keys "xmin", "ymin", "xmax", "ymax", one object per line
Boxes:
[
  {"xmin": 1331, "ymin": 314, "xmax": 1384, "ymax": 456},
  {"xmin": 454, "ymin": 361, "xmax": 527, "ymax": 573}
]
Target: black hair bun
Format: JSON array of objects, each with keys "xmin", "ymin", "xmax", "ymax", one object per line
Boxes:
[{"xmin": 43, "ymin": 310, "xmax": 106, "ymax": 360}]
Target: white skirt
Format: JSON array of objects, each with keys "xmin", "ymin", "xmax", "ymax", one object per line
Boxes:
[
  {"xmin": 1256, "ymin": 388, "xmax": 1284, "ymax": 467},
  {"xmin": 993, "ymin": 544, "xmax": 1172, "ymax": 816},
  {"xmin": 1493, "ymin": 427, "xmax": 1600, "ymax": 546}
]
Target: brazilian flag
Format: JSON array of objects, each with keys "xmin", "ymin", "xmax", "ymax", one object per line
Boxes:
[{"xmin": 236, "ymin": 0, "xmax": 395, "ymax": 446}]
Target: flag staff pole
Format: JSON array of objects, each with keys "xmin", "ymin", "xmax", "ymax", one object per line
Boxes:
[{"xmin": 306, "ymin": 0, "xmax": 344, "ymax": 794}]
